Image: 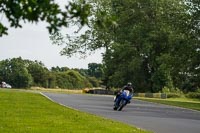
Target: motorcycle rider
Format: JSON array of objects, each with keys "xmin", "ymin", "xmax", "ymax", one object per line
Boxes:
[{"xmin": 114, "ymin": 82, "xmax": 134, "ymax": 104}]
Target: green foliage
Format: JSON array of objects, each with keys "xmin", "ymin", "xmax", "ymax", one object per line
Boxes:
[
  {"xmin": 51, "ymin": 66, "xmax": 70, "ymax": 72},
  {"xmin": 88, "ymin": 63, "xmax": 103, "ymax": 79},
  {"xmin": 186, "ymin": 92, "xmax": 200, "ymax": 99},
  {"xmin": 162, "ymin": 86, "xmax": 184, "ymax": 98},
  {"xmin": 0, "ymin": 57, "xmax": 33, "ymax": 88},
  {"xmin": 0, "ymin": 0, "xmax": 92, "ymax": 36},
  {"xmin": 161, "ymin": 86, "xmax": 170, "ymax": 93},
  {"xmin": 87, "ymin": 77, "xmax": 100, "ymax": 87},
  {"xmin": 46, "ymin": 72, "xmax": 56, "ymax": 88},
  {"xmin": 76, "ymin": 68, "xmax": 88, "ymax": 76},
  {"xmin": 0, "ymin": 57, "xmax": 95, "ymax": 89},
  {"xmin": 196, "ymin": 88, "xmax": 200, "ymax": 93},
  {"xmin": 52, "ymin": 66, "xmax": 103, "ymax": 89},
  {"xmin": 53, "ymin": 0, "xmax": 200, "ymax": 92},
  {"xmin": 167, "ymin": 93, "xmax": 182, "ymax": 98},
  {"xmin": 136, "ymin": 97, "xmax": 200, "ymax": 111},
  {"xmin": 27, "ymin": 61, "xmax": 49, "ymax": 87},
  {"xmin": 55, "ymin": 72, "xmax": 74, "ymax": 89},
  {"xmin": 67, "ymin": 70, "xmax": 92, "ymax": 89},
  {"xmin": 162, "ymin": 86, "xmax": 183, "ymax": 94},
  {"xmin": 54, "ymin": 69, "xmax": 93, "ymax": 89}
]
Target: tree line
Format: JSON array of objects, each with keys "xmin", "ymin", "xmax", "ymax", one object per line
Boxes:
[{"xmin": 0, "ymin": 57, "xmax": 102, "ymax": 89}]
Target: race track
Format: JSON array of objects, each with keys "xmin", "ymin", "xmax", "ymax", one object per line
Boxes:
[{"xmin": 42, "ymin": 92, "xmax": 200, "ymax": 133}]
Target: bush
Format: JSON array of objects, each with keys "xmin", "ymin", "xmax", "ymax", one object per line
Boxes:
[
  {"xmin": 162, "ymin": 86, "xmax": 183, "ymax": 94},
  {"xmin": 186, "ymin": 92, "xmax": 200, "ymax": 99},
  {"xmin": 195, "ymin": 88, "xmax": 200, "ymax": 93},
  {"xmin": 167, "ymin": 93, "xmax": 182, "ymax": 98},
  {"xmin": 55, "ymin": 70, "xmax": 93, "ymax": 89},
  {"xmin": 87, "ymin": 77, "xmax": 100, "ymax": 87},
  {"xmin": 161, "ymin": 86, "xmax": 170, "ymax": 93},
  {"xmin": 161, "ymin": 86, "xmax": 184, "ymax": 98}
]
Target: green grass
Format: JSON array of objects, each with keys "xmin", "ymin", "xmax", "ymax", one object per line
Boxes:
[
  {"xmin": 0, "ymin": 89, "xmax": 150, "ymax": 133},
  {"xmin": 135, "ymin": 97, "xmax": 200, "ymax": 111}
]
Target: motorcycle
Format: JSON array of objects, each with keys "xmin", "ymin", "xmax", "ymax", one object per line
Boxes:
[{"xmin": 113, "ymin": 90, "xmax": 132, "ymax": 111}]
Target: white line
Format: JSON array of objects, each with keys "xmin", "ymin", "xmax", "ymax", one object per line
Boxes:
[{"xmin": 39, "ymin": 92, "xmax": 80, "ymax": 111}]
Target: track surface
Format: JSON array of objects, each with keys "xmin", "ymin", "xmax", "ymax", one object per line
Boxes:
[{"xmin": 42, "ymin": 92, "xmax": 200, "ymax": 133}]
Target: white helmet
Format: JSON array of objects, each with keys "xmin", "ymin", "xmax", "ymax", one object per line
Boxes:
[{"xmin": 127, "ymin": 82, "xmax": 132, "ymax": 86}]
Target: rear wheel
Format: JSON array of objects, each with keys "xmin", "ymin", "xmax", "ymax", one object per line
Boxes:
[{"xmin": 113, "ymin": 106, "xmax": 117, "ymax": 110}]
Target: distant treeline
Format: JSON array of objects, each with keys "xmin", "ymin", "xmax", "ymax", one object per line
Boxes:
[{"xmin": 0, "ymin": 57, "xmax": 103, "ymax": 89}]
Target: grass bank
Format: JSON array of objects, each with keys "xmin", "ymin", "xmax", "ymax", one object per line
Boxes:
[
  {"xmin": 0, "ymin": 89, "xmax": 150, "ymax": 133},
  {"xmin": 135, "ymin": 97, "xmax": 200, "ymax": 111}
]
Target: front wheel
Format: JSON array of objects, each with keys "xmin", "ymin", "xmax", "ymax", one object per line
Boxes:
[
  {"xmin": 113, "ymin": 100, "xmax": 119, "ymax": 110},
  {"xmin": 117, "ymin": 99, "xmax": 126, "ymax": 111}
]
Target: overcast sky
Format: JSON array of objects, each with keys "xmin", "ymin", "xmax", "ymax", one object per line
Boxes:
[{"xmin": 0, "ymin": 1, "xmax": 103, "ymax": 69}]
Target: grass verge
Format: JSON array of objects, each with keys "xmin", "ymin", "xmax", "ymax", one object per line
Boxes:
[
  {"xmin": 30, "ymin": 87, "xmax": 83, "ymax": 94},
  {"xmin": 0, "ymin": 89, "xmax": 150, "ymax": 133},
  {"xmin": 135, "ymin": 97, "xmax": 200, "ymax": 111}
]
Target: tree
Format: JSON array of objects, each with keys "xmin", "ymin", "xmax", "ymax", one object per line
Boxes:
[
  {"xmin": 0, "ymin": 57, "xmax": 32, "ymax": 88},
  {"xmin": 54, "ymin": 70, "xmax": 92, "ymax": 89},
  {"xmin": 104, "ymin": 0, "xmax": 200, "ymax": 92},
  {"xmin": 52, "ymin": 0, "xmax": 200, "ymax": 92},
  {"xmin": 26, "ymin": 60, "xmax": 50, "ymax": 88},
  {"xmin": 50, "ymin": 0, "xmax": 115, "ymax": 56},
  {"xmin": 0, "ymin": 0, "xmax": 91, "ymax": 36},
  {"xmin": 51, "ymin": 66, "xmax": 69, "ymax": 72},
  {"xmin": 88, "ymin": 63, "xmax": 103, "ymax": 79}
]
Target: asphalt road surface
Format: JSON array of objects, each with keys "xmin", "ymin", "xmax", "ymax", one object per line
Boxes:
[{"xmin": 42, "ymin": 92, "xmax": 200, "ymax": 133}]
